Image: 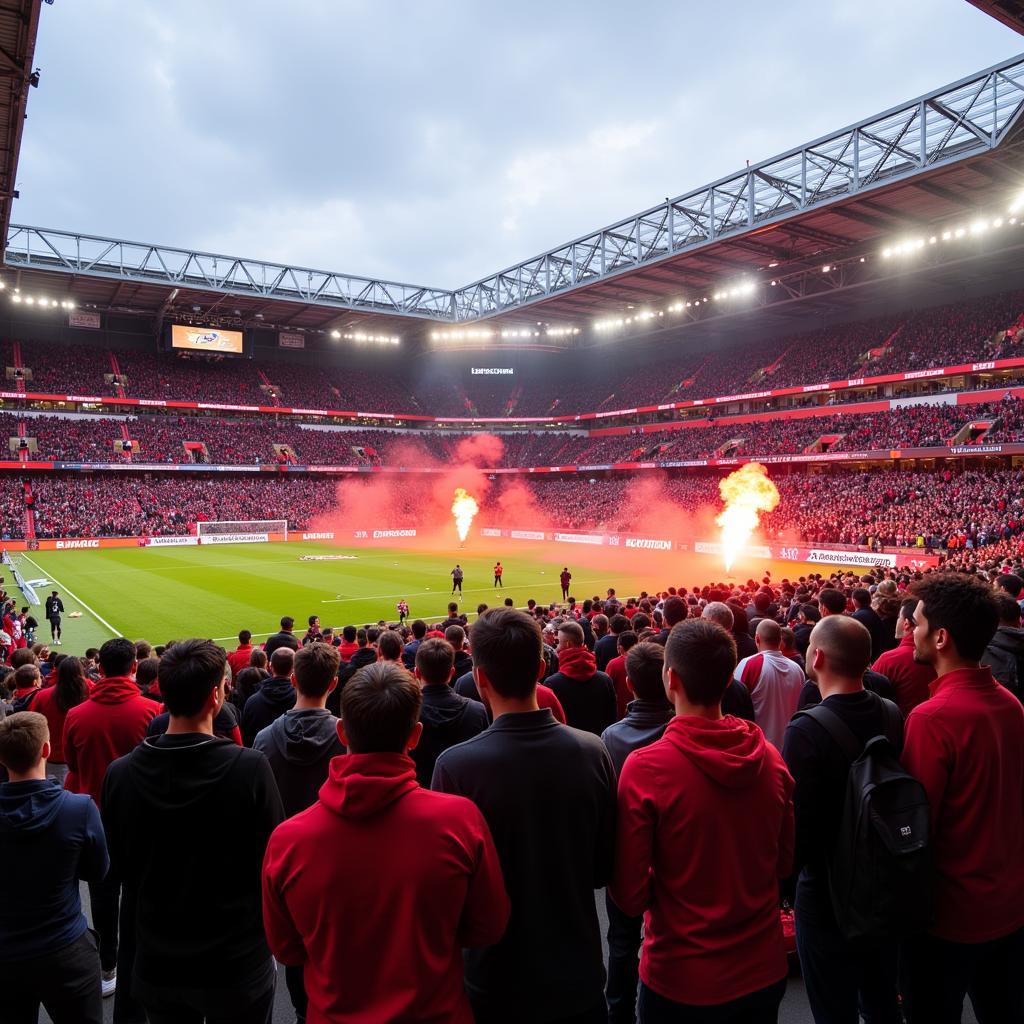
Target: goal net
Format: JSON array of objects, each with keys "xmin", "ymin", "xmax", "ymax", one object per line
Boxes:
[{"xmin": 195, "ymin": 520, "xmax": 288, "ymax": 544}]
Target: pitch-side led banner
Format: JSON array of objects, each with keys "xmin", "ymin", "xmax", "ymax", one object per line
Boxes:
[
  {"xmin": 143, "ymin": 536, "xmax": 200, "ymax": 547},
  {"xmin": 171, "ymin": 325, "xmax": 244, "ymax": 354},
  {"xmin": 198, "ymin": 533, "xmax": 269, "ymax": 545}
]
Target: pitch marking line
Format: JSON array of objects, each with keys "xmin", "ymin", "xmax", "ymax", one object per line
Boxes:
[{"xmin": 20, "ymin": 553, "xmax": 123, "ymax": 639}]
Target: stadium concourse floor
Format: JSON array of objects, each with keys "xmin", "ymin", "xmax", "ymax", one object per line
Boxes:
[{"xmin": 44, "ymin": 886, "xmax": 981, "ymax": 1023}]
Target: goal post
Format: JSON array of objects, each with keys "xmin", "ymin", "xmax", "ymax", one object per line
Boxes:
[{"xmin": 195, "ymin": 520, "xmax": 288, "ymax": 544}]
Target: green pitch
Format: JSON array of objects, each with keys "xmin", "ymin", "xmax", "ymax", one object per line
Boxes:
[{"xmin": 7, "ymin": 542, "xmax": 651, "ymax": 651}]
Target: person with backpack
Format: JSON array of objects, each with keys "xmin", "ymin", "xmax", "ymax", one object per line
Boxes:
[
  {"xmin": 782, "ymin": 614, "xmax": 917, "ymax": 1024},
  {"xmin": 900, "ymin": 574, "xmax": 1024, "ymax": 1023}
]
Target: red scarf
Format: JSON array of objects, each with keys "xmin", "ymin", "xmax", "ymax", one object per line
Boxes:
[{"xmin": 557, "ymin": 645, "xmax": 598, "ymax": 681}]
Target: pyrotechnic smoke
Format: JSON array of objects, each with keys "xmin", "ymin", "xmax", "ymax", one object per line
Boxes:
[
  {"xmin": 716, "ymin": 463, "xmax": 780, "ymax": 573},
  {"xmin": 451, "ymin": 487, "xmax": 479, "ymax": 542}
]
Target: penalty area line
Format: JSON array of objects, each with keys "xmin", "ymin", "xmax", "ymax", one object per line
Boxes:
[{"xmin": 20, "ymin": 553, "xmax": 123, "ymax": 639}]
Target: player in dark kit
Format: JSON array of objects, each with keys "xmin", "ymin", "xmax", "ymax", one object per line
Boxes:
[
  {"xmin": 451, "ymin": 565, "xmax": 464, "ymax": 596},
  {"xmin": 560, "ymin": 567, "xmax": 572, "ymax": 601},
  {"xmin": 44, "ymin": 590, "xmax": 65, "ymax": 645},
  {"xmin": 493, "ymin": 562, "xmax": 503, "ymax": 589}
]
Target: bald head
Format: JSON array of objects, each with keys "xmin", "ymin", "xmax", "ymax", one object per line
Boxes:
[
  {"xmin": 807, "ymin": 615, "xmax": 871, "ymax": 683},
  {"xmin": 701, "ymin": 602, "xmax": 734, "ymax": 631},
  {"xmin": 754, "ymin": 619, "xmax": 782, "ymax": 650}
]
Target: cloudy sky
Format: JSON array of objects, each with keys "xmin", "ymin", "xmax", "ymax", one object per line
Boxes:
[{"xmin": 13, "ymin": 1, "xmax": 1019, "ymax": 288}]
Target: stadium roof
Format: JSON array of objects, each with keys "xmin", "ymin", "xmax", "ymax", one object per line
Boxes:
[
  {"xmin": 0, "ymin": 1, "xmax": 40, "ymax": 248},
  {"xmin": 4, "ymin": 50, "xmax": 1024, "ymax": 346},
  {"xmin": 966, "ymin": 0, "xmax": 1024, "ymax": 35}
]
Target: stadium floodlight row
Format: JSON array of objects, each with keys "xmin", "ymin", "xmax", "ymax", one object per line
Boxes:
[{"xmin": 5, "ymin": 53, "xmax": 1024, "ymax": 325}]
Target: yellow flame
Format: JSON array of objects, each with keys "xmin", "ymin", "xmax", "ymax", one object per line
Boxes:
[
  {"xmin": 451, "ymin": 487, "xmax": 479, "ymax": 542},
  {"xmin": 715, "ymin": 462, "xmax": 780, "ymax": 573}
]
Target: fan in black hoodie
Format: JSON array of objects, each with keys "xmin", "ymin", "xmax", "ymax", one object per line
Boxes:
[
  {"xmin": 241, "ymin": 647, "xmax": 296, "ymax": 746},
  {"xmin": 411, "ymin": 638, "xmax": 489, "ymax": 787},
  {"xmin": 102, "ymin": 640, "xmax": 284, "ymax": 1022}
]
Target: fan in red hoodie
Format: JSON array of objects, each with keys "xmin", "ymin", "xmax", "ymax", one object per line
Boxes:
[
  {"xmin": 900, "ymin": 575, "xmax": 1024, "ymax": 1022},
  {"xmin": 263, "ymin": 661, "xmax": 509, "ymax": 1024},
  {"xmin": 612, "ymin": 619, "xmax": 794, "ymax": 1018}
]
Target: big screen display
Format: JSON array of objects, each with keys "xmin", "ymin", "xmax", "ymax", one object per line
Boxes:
[{"xmin": 170, "ymin": 325, "xmax": 244, "ymax": 354}]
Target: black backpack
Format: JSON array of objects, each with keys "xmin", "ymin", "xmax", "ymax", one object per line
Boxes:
[{"xmin": 794, "ymin": 695, "xmax": 932, "ymax": 940}]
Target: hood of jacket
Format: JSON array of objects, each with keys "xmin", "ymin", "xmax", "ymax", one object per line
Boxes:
[
  {"xmin": 556, "ymin": 644, "xmax": 598, "ymax": 681},
  {"xmin": 318, "ymin": 751, "xmax": 418, "ymax": 820},
  {"xmin": 90, "ymin": 675, "xmax": 143, "ymax": 704},
  {"xmin": 264, "ymin": 708, "xmax": 341, "ymax": 766},
  {"xmin": 125, "ymin": 734, "xmax": 246, "ymax": 810},
  {"xmin": 0, "ymin": 779, "xmax": 67, "ymax": 834},
  {"xmin": 662, "ymin": 714, "xmax": 770, "ymax": 789},
  {"xmin": 349, "ymin": 647, "xmax": 377, "ymax": 671},
  {"xmin": 258, "ymin": 676, "xmax": 296, "ymax": 708},
  {"xmin": 989, "ymin": 626, "xmax": 1024, "ymax": 656},
  {"xmin": 420, "ymin": 684, "xmax": 475, "ymax": 728}
]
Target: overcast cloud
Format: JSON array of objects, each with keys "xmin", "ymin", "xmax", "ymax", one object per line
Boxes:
[{"xmin": 12, "ymin": 0, "xmax": 1020, "ymax": 287}]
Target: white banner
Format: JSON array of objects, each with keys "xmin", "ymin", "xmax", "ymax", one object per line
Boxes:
[
  {"xmin": 806, "ymin": 548, "xmax": 898, "ymax": 568},
  {"xmin": 553, "ymin": 532, "xmax": 604, "ymax": 545},
  {"xmin": 301, "ymin": 531, "xmax": 335, "ymax": 541},
  {"xmin": 480, "ymin": 528, "xmax": 503, "ymax": 537},
  {"xmin": 145, "ymin": 536, "xmax": 200, "ymax": 547},
  {"xmin": 199, "ymin": 533, "xmax": 269, "ymax": 545},
  {"xmin": 372, "ymin": 529, "xmax": 416, "ymax": 538},
  {"xmin": 625, "ymin": 537, "xmax": 673, "ymax": 550},
  {"xmin": 69, "ymin": 310, "xmax": 101, "ymax": 329},
  {"xmin": 510, "ymin": 529, "xmax": 546, "ymax": 541}
]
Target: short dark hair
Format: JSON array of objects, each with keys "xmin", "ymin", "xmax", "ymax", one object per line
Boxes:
[
  {"xmin": 135, "ymin": 640, "xmax": 153, "ymax": 660},
  {"xmin": 158, "ymin": 639, "xmax": 227, "ymax": 718},
  {"xmin": 343, "ymin": 625, "xmax": 357, "ymax": 643},
  {"xmin": 411, "ymin": 619, "xmax": 427, "ymax": 640},
  {"xmin": 9, "ymin": 649, "xmax": 36, "ymax": 670},
  {"xmin": 469, "ymin": 607, "xmax": 543, "ymax": 700},
  {"xmin": 341, "ymin": 662, "xmax": 421, "ymax": 754},
  {"xmin": 617, "ymin": 630, "xmax": 638, "ymax": 653},
  {"xmin": 851, "ymin": 588, "xmax": 871, "ymax": 609},
  {"xmin": 996, "ymin": 573, "xmax": 1023, "ymax": 600},
  {"xmin": 0, "ymin": 711, "xmax": 48, "ymax": 773},
  {"xmin": 356, "ymin": 628, "xmax": 368, "ymax": 647},
  {"xmin": 444, "ymin": 624, "xmax": 465, "ymax": 649},
  {"xmin": 664, "ymin": 620, "xmax": 737, "ymax": 707},
  {"xmin": 135, "ymin": 657, "xmax": 161, "ymax": 693},
  {"xmin": 281, "ymin": 616, "xmax": 295, "ymax": 631},
  {"xmin": 14, "ymin": 664, "xmax": 40, "ymax": 690},
  {"xmin": 377, "ymin": 631, "xmax": 403, "ymax": 661},
  {"xmin": 270, "ymin": 647, "xmax": 295, "ymax": 677},
  {"xmin": 558, "ymin": 620, "xmax": 585, "ymax": 646},
  {"xmin": 912, "ymin": 573, "xmax": 999, "ymax": 662},
  {"xmin": 415, "ymin": 638, "xmax": 455, "ymax": 686},
  {"xmin": 503, "ymin": 597, "xmax": 514, "ymax": 608},
  {"xmin": 250, "ymin": 648, "xmax": 268, "ymax": 669},
  {"xmin": 625, "ymin": 642, "xmax": 665, "ymax": 702},
  {"xmin": 993, "ymin": 591, "xmax": 1022, "ymax": 627},
  {"xmin": 663, "ymin": 596, "xmax": 687, "ymax": 627},
  {"xmin": 609, "ymin": 614, "xmax": 630, "ymax": 635},
  {"xmin": 99, "ymin": 638, "xmax": 136, "ymax": 678},
  {"xmin": 239, "ymin": 630, "xmax": 252, "ymax": 644},
  {"xmin": 899, "ymin": 597, "xmax": 918, "ymax": 623},
  {"xmin": 293, "ymin": 643, "xmax": 340, "ymax": 698},
  {"xmin": 800, "ymin": 603, "xmax": 821, "ymax": 623},
  {"xmin": 447, "ymin": 602, "xmax": 458, "ymax": 615},
  {"xmin": 818, "ymin": 589, "xmax": 847, "ymax": 615}
]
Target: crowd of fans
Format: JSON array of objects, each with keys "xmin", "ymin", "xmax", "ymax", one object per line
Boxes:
[
  {"xmin": 3, "ymin": 465, "xmax": 1024, "ymax": 559},
  {"xmin": 2, "ymin": 286, "xmax": 1022, "ymax": 419},
  {"xmin": 0, "ymin": 560, "xmax": 1021, "ymax": 1023},
  {"xmin": 6, "ymin": 394, "xmax": 1024, "ymax": 470}
]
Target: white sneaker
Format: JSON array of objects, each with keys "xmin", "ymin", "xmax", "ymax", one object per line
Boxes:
[
  {"xmin": 55, "ymin": 639, "xmax": 62, "ymax": 646},
  {"xmin": 101, "ymin": 968, "xmax": 116, "ymax": 998}
]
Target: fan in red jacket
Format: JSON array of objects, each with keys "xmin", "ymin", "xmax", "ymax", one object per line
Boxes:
[
  {"xmin": 612, "ymin": 619, "xmax": 794, "ymax": 1017},
  {"xmin": 63, "ymin": 640, "xmax": 160, "ymax": 809},
  {"xmin": 900, "ymin": 575, "xmax": 1024, "ymax": 1023},
  {"xmin": 262, "ymin": 661, "xmax": 509, "ymax": 1024}
]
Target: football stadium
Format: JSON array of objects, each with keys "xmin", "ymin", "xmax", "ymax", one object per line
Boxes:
[{"xmin": 1, "ymin": 2, "xmax": 1024, "ymax": 1023}]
